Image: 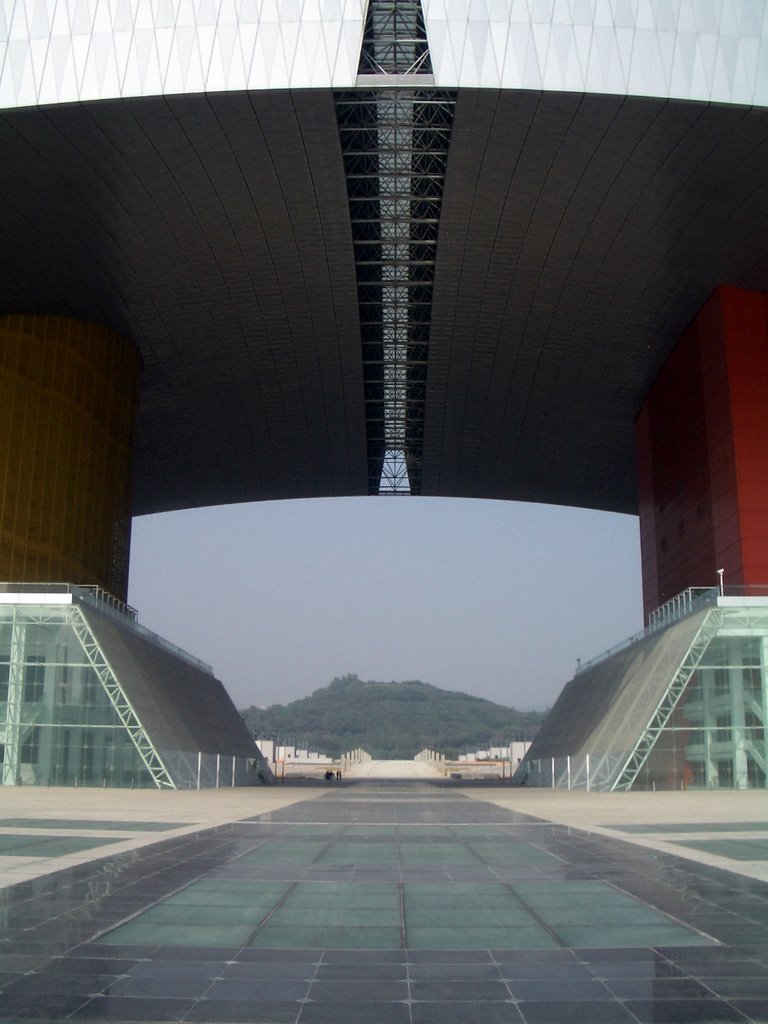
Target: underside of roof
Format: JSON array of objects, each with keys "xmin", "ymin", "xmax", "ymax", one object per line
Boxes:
[{"xmin": 1, "ymin": 88, "xmax": 767, "ymax": 515}]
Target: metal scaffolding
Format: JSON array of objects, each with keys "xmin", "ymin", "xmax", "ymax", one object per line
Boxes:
[{"xmin": 336, "ymin": 0, "xmax": 455, "ymax": 494}]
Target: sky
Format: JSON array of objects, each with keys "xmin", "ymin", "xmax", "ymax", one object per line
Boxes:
[{"xmin": 126, "ymin": 497, "xmax": 643, "ymax": 713}]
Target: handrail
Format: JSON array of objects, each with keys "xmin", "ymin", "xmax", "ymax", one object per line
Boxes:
[
  {"xmin": 646, "ymin": 587, "xmax": 716, "ymax": 631},
  {"xmin": 575, "ymin": 584, "xmax": 768, "ymax": 676},
  {"xmin": 0, "ymin": 582, "xmax": 213, "ymax": 674}
]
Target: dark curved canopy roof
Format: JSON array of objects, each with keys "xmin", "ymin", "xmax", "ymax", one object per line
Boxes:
[{"xmin": 2, "ymin": 89, "xmax": 767, "ymax": 516}]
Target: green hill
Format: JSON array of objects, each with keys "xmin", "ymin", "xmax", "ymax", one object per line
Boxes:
[{"xmin": 240, "ymin": 674, "xmax": 547, "ymax": 759}]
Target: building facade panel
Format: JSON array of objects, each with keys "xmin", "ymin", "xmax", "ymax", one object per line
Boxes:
[
  {"xmin": 0, "ymin": 91, "xmax": 370, "ymax": 514},
  {"xmin": 2, "ymin": 0, "xmax": 768, "ymax": 791},
  {"xmin": 637, "ymin": 287, "xmax": 768, "ymax": 618},
  {"xmin": 0, "ymin": 0, "xmax": 368, "ymax": 107},
  {"xmin": 2, "ymin": 1, "xmax": 768, "ymax": 108},
  {"xmin": 0, "ymin": 316, "xmax": 140, "ymax": 600}
]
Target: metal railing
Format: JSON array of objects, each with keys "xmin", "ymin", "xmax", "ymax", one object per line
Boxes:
[
  {"xmin": 0, "ymin": 581, "xmax": 136, "ymax": 618},
  {"xmin": 512, "ymin": 753, "xmax": 624, "ymax": 791},
  {"xmin": 0, "ymin": 583, "xmax": 213, "ymax": 674},
  {"xmin": 646, "ymin": 587, "xmax": 717, "ymax": 632},
  {"xmin": 576, "ymin": 584, "xmax": 768, "ymax": 676}
]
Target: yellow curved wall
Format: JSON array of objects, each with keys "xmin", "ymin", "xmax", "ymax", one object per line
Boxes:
[{"xmin": 0, "ymin": 316, "xmax": 140, "ymax": 600}]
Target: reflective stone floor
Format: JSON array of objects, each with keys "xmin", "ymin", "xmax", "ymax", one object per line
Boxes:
[{"xmin": 2, "ymin": 783, "xmax": 768, "ymax": 1022}]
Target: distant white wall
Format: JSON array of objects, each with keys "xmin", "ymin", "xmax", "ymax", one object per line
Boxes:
[
  {"xmin": 459, "ymin": 741, "xmax": 531, "ymax": 762},
  {"xmin": 254, "ymin": 737, "xmax": 332, "ymax": 764}
]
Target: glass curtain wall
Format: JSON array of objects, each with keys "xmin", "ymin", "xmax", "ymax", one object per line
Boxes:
[
  {"xmin": 639, "ymin": 630, "xmax": 768, "ymax": 791},
  {"xmin": 0, "ymin": 603, "xmax": 155, "ymax": 788},
  {"xmin": 519, "ymin": 605, "xmax": 768, "ymax": 791}
]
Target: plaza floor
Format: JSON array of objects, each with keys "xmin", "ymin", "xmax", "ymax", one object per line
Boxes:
[{"xmin": 1, "ymin": 783, "xmax": 768, "ymax": 1022}]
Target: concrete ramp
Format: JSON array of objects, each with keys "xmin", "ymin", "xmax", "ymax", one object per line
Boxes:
[{"xmin": 345, "ymin": 759, "xmax": 443, "ymax": 779}]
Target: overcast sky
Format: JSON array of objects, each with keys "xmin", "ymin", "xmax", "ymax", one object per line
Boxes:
[{"xmin": 126, "ymin": 497, "xmax": 643, "ymax": 713}]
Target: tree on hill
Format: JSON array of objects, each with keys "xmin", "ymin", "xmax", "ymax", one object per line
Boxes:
[{"xmin": 240, "ymin": 674, "xmax": 547, "ymax": 759}]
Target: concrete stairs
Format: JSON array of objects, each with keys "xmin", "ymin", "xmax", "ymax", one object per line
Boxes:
[{"xmin": 344, "ymin": 759, "xmax": 443, "ymax": 779}]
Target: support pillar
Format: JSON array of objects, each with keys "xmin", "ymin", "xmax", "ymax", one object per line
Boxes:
[
  {"xmin": 0, "ymin": 316, "xmax": 140, "ymax": 600},
  {"xmin": 636, "ymin": 287, "xmax": 768, "ymax": 619}
]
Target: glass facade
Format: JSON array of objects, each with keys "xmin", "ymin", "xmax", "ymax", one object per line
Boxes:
[
  {"xmin": 639, "ymin": 629, "xmax": 768, "ymax": 791},
  {"xmin": 0, "ymin": 592, "xmax": 267, "ymax": 789},
  {"xmin": 0, "ymin": 602, "xmax": 156, "ymax": 788},
  {"xmin": 518, "ymin": 602, "xmax": 768, "ymax": 792}
]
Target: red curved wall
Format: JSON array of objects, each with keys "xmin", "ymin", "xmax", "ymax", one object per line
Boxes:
[{"xmin": 636, "ymin": 286, "xmax": 768, "ymax": 619}]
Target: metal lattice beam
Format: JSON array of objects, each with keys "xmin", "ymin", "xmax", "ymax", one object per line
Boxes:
[
  {"xmin": 336, "ymin": 2, "xmax": 454, "ymax": 494},
  {"xmin": 2, "ymin": 615, "xmax": 25, "ymax": 786},
  {"xmin": 357, "ymin": 0, "xmax": 432, "ymax": 77},
  {"xmin": 611, "ymin": 610, "xmax": 722, "ymax": 792},
  {"xmin": 68, "ymin": 606, "xmax": 175, "ymax": 789}
]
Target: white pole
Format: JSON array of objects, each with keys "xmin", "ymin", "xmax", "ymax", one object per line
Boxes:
[
  {"xmin": 196, "ymin": 751, "xmax": 202, "ymax": 790},
  {"xmin": 586, "ymin": 753, "xmax": 591, "ymax": 792}
]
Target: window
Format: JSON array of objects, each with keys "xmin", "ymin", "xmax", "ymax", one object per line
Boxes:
[
  {"xmin": 743, "ymin": 667, "xmax": 763, "ymax": 696},
  {"xmin": 23, "ymin": 655, "xmax": 45, "ymax": 702},
  {"xmin": 685, "ymin": 676, "xmax": 702, "ymax": 702},
  {"xmin": 715, "ymin": 714, "xmax": 731, "ymax": 743},
  {"xmin": 713, "ymin": 669, "xmax": 729, "ymax": 696},
  {"xmin": 21, "ymin": 726, "xmax": 40, "ymax": 763},
  {"xmin": 745, "ymin": 711, "xmax": 764, "ymax": 743}
]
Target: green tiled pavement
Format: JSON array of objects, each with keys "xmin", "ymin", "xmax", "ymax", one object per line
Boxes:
[
  {"xmin": 554, "ymin": 923, "xmax": 711, "ymax": 947},
  {"xmin": 139, "ymin": 904, "xmax": 272, "ymax": 926},
  {"xmin": 405, "ymin": 925, "xmax": 560, "ymax": 949},
  {"xmin": 0, "ymin": 833, "xmax": 123, "ymax": 856},
  {"xmin": 400, "ymin": 842, "xmax": 480, "ymax": 865},
  {"xmin": 319, "ymin": 841, "xmax": 399, "ymax": 865},
  {"xmin": 99, "ymin": 869, "xmax": 707, "ymax": 951},
  {"xmin": 237, "ymin": 840, "xmax": 328, "ymax": 864},
  {"xmin": 248, "ymin": 924, "xmax": 400, "ymax": 948},
  {"xmin": 512, "ymin": 881, "xmax": 612, "ymax": 906},
  {"xmin": 164, "ymin": 880, "xmax": 288, "ymax": 906},
  {"xmin": 677, "ymin": 838, "xmax": 768, "ymax": 860},
  {"xmin": 285, "ymin": 882, "xmax": 394, "ymax": 909},
  {"xmin": 469, "ymin": 841, "xmax": 548, "ymax": 866},
  {"xmin": 614, "ymin": 822, "xmax": 768, "ymax": 834},
  {"xmin": 0, "ymin": 818, "xmax": 184, "ymax": 831},
  {"xmin": 103, "ymin": 920, "xmax": 259, "ymax": 946},
  {"xmin": 270, "ymin": 904, "xmax": 400, "ymax": 926}
]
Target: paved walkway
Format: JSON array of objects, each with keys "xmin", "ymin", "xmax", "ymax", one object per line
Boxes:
[
  {"xmin": 0, "ymin": 784, "xmax": 767, "ymax": 1022},
  {"xmin": 345, "ymin": 760, "xmax": 443, "ymax": 779}
]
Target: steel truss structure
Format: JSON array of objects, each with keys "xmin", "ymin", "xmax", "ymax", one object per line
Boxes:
[
  {"xmin": 336, "ymin": 0, "xmax": 455, "ymax": 494},
  {"xmin": 1, "ymin": 601, "xmax": 174, "ymax": 789},
  {"xmin": 1, "ymin": 617, "xmax": 24, "ymax": 786},
  {"xmin": 515, "ymin": 599, "xmax": 768, "ymax": 792},
  {"xmin": 69, "ymin": 605, "xmax": 175, "ymax": 788},
  {"xmin": 611, "ymin": 610, "xmax": 724, "ymax": 791},
  {"xmin": 555, "ymin": 753, "xmax": 625, "ymax": 792}
]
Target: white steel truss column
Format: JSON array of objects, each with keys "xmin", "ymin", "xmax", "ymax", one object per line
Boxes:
[
  {"xmin": 612, "ymin": 610, "xmax": 723, "ymax": 791},
  {"xmin": 68, "ymin": 606, "xmax": 175, "ymax": 789},
  {"xmin": 2, "ymin": 613, "xmax": 25, "ymax": 786}
]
